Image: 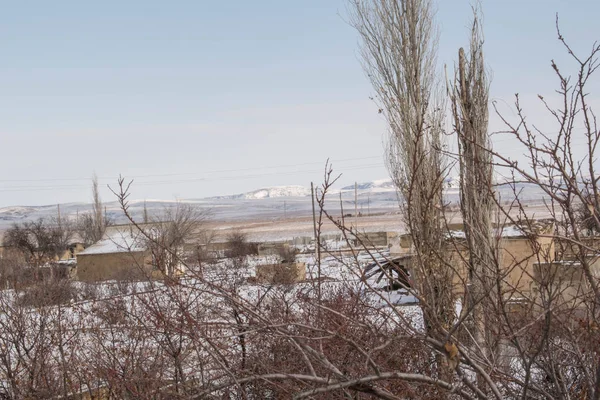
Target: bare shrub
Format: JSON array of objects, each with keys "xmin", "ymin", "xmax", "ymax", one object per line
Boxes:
[
  {"xmin": 256, "ymin": 263, "xmax": 302, "ymax": 285},
  {"xmin": 225, "ymin": 231, "xmax": 257, "ymax": 259},
  {"xmin": 93, "ymin": 297, "xmax": 128, "ymax": 326},
  {"xmin": 146, "ymin": 203, "xmax": 210, "ymax": 277},
  {"xmin": 79, "ymin": 282, "xmax": 99, "ymax": 300},
  {"xmin": 18, "ymin": 278, "xmax": 74, "ymax": 308},
  {"xmin": 276, "ymin": 245, "xmax": 298, "ymax": 264}
]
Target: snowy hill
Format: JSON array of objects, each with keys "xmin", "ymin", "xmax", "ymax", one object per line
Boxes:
[
  {"xmin": 0, "ymin": 204, "xmax": 83, "ymax": 222},
  {"xmin": 341, "ymin": 179, "xmax": 395, "ymax": 192},
  {"xmin": 0, "ymin": 206, "xmax": 35, "ymax": 221},
  {"xmin": 343, "ymin": 177, "xmax": 461, "ymax": 192},
  {"xmin": 212, "ymin": 185, "xmax": 312, "ymax": 200}
]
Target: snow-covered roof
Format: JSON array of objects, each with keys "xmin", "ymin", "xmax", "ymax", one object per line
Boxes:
[
  {"xmin": 499, "ymin": 225, "xmax": 526, "ymax": 238},
  {"xmin": 447, "ymin": 219, "xmax": 555, "ymax": 240},
  {"xmin": 447, "ymin": 223, "xmax": 549, "ymax": 240},
  {"xmin": 78, "ymin": 226, "xmax": 147, "ymax": 255}
]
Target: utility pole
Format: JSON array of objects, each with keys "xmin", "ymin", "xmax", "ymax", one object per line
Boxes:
[
  {"xmin": 311, "ymin": 182, "xmax": 318, "ymax": 243},
  {"xmin": 368, "ymin": 194, "xmax": 370, "ymax": 217},
  {"xmin": 311, "ymin": 182, "xmax": 321, "ymax": 293},
  {"xmin": 355, "ymin": 182, "xmax": 358, "ymax": 230},
  {"xmin": 143, "ymin": 200, "xmax": 149, "ymax": 224},
  {"xmin": 284, "ymin": 200, "xmax": 287, "ymax": 219}
]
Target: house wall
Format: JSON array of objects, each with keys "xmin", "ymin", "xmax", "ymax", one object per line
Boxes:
[
  {"xmin": 533, "ymin": 261, "xmax": 590, "ymax": 307},
  {"xmin": 558, "ymin": 236, "xmax": 600, "ymax": 261},
  {"xmin": 258, "ymin": 242, "xmax": 289, "ymax": 256},
  {"xmin": 406, "ymin": 235, "xmax": 556, "ymax": 297},
  {"xmin": 499, "ymin": 236, "xmax": 555, "ymax": 295},
  {"xmin": 590, "ymin": 257, "xmax": 600, "ymax": 278},
  {"xmin": 355, "ymin": 231, "xmax": 389, "ymax": 247},
  {"xmin": 256, "ymin": 262, "xmax": 306, "ymax": 284},
  {"xmin": 390, "ymin": 234, "xmax": 414, "ymax": 256},
  {"xmin": 380, "ymin": 226, "xmax": 600, "ymax": 305},
  {"xmin": 77, "ymin": 251, "xmax": 153, "ymax": 282}
]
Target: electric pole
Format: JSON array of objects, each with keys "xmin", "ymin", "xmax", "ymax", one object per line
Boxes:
[{"xmin": 355, "ymin": 182, "xmax": 358, "ymax": 230}]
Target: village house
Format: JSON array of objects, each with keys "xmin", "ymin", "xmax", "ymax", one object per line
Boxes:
[
  {"xmin": 76, "ymin": 224, "xmax": 186, "ymax": 282},
  {"xmin": 389, "ymin": 220, "xmax": 570, "ymax": 300},
  {"xmin": 531, "ymin": 235, "xmax": 600, "ymax": 307},
  {"xmin": 76, "ymin": 225, "xmax": 151, "ymax": 282}
]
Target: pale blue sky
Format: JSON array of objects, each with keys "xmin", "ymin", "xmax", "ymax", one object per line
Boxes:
[{"xmin": 0, "ymin": 1, "xmax": 598, "ymax": 206}]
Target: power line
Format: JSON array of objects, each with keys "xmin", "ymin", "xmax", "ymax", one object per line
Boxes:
[
  {"xmin": 0, "ymin": 162, "xmax": 386, "ymax": 193},
  {"xmin": 0, "ymin": 155, "xmax": 383, "ymax": 183}
]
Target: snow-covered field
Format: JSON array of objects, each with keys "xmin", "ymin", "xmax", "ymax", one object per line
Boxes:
[{"xmin": 0, "ymin": 249, "xmax": 423, "ymax": 397}]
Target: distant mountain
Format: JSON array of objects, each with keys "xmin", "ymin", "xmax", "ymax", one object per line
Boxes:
[
  {"xmin": 210, "ymin": 185, "xmax": 312, "ymax": 200},
  {"xmin": 0, "ymin": 204, "xmax": 79, "ymax": 222},
  {"xmin": 343, "ymin": 177, "xmax": 464, "ymax": 192},
  {"xmin": 341, "ymin": 179, "xmax": 395, "ymax": 192},
  {"xmin": 0, "ymin": 206, "xmax": 35, "ymax": 221}
]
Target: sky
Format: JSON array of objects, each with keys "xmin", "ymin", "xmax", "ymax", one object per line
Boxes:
[{"xmin": 0, "ymin": 0, "xmax": 598, "ymax": 207}]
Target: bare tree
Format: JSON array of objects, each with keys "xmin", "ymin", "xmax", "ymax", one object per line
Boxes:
[
  {"xmin": 147, "ymin": 202, "xmax": 210, "ymax": 277},
  {"xmin": 79, "ymin": 173, "xmax": 109, "ymax": 245},
  {"xmin": 448, "ymin": 8, "xmax": 500, "ymax": 371},
  {"xmin": 2, "ymin": 218, "xmax": 74, "ymax": 269},
  {"xmin": 350, "ymin": 0, "xmax": 454, "ymax": 373},
  {"xmin": 224, "ymin": 231, "xmax": 256, "ymax": 260}
]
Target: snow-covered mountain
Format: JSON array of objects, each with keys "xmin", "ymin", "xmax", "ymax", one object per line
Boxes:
[
  {"xmin": 0, "ymin": 204, "xmax": 80, "ymax": 222},
  {"xmin": 0, "ymin": 206, "xmax": 35, "ymax": 221},
  {"xmin": 343, "ymin": 177, "xmax": 463, "ymax": 191},
  {"xmin": 341, "ymin": 179, "xmax": 395, "ymax": 192},
  {"xmin": 211, "ymin": 185, "xmax": 312, "ymax": 200}
]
